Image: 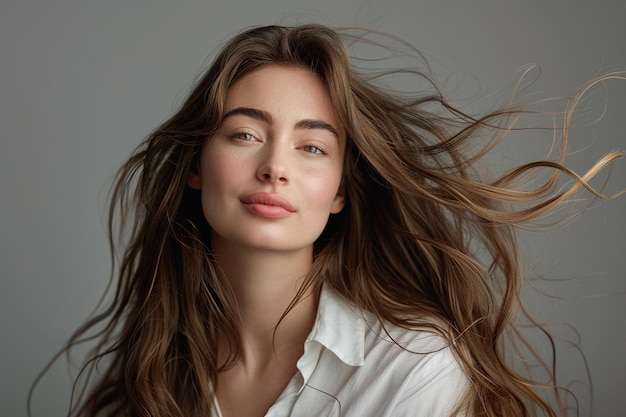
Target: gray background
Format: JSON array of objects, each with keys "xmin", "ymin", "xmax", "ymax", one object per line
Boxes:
[{"xmin": 1, "ymin": 1, "xmax": 624, "ymax": 416}]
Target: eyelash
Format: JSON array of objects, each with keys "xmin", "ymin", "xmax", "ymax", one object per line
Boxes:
[
  {"xmin": 302, "ymin": 143, "xmax": 327, "ymax": 155},
  {"xmin": 231, "ymin": 131, "xmax": 257, "ymax": 141}
]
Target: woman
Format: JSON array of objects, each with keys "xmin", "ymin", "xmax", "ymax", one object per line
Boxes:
[{"xmin": 36, "ymin": 24, "xmax": 623, "ymax": 416}]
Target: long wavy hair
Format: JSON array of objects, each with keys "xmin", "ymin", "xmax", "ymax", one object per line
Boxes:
[{"xmin": 31, "ymin": 24, "xmax": 623, "ymax": 417}]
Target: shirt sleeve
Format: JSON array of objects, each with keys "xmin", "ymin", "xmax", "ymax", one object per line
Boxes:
[{"xmin": 392, "ymin": 347, "xmax": 469, "ymax": 417}]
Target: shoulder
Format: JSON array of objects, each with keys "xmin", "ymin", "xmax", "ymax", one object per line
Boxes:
[
  {"xmin": 302, "ymin": 286, "xmax": 468, "ymax": 416},
  {"xmin": 363, "ymin": 313, "xmax": 468, "ymax": 411},
  {"xmin": 375, "ymin": 323, "xmax": 468, "ymax": 416}
]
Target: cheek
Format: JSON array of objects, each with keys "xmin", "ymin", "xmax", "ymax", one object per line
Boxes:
[
  {"xmin": 198, "ymin": 153, "xmax": 240, "ymax": 231},
  {"xmin": 201, "ymin": 149, "xmax": 241, "ymax": 194},
  {"xmin": 306, "ymin": 170, "xmax": 343, "ymax": 211}
]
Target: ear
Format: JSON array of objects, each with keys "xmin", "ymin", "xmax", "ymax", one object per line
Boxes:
[
  {"xmin": 330, "ymin": 185, "xmax": 345, "ymax": 214},
  {"xmin": 187, "ymin": 169, "xmax": 202, "ymax": 190}
]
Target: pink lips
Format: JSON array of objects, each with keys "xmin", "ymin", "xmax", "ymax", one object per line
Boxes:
[{"xmin": 241, "ymin": 192, "xmax": 295, "ymax": 219}]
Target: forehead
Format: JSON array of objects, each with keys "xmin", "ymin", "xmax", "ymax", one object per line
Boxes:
[{"xmin": 224, "ymin": 65, "xmax": 342, "ymax": 131}]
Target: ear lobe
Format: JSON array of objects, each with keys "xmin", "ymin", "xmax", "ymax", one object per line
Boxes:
[
  {"xmin": 330, "ymin": 186, "xmax": 345, "ymax": 214},
  {"xmin": 187, "ymin": 170, "xmax": 202, "ymax": 190}
]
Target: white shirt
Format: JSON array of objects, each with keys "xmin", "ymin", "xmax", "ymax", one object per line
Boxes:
[{"xmin": 213, "ymin": 285, "xmax": 468, "ymax": 417}]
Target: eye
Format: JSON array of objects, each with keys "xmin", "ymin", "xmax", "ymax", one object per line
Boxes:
[
  {"xmin": 232, "ymin": 131, "xmax": 257, "ymax": 141},
  {"xmin": 302, "ymin": 144, "xmax": 326, "ymax": 155}
]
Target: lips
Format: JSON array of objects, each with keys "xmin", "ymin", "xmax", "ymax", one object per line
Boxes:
[{"xmin": 241, "ymin": 192, "xmax": 295, "ymax": 218}]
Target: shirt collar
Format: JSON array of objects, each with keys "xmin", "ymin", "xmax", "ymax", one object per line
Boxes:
[{"xmin": 306, "ymin": 284, "xmax": 365, "ymax": 367}]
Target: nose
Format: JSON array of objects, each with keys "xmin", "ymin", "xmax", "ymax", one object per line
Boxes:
[{"xmin": 256, "ymin": 144, "xmax": 289, "ymax": 184}]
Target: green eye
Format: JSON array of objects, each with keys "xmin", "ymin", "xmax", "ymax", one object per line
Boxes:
[
  {"xmin": 234, "ymin": 132, "xmax": 256, "ymax": 141},
  {"xmin": 303, "ymin": 144, "xmax": 325, "ymax": 154}
]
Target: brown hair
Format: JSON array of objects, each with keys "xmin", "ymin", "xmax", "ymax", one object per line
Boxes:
[{"xmin": 31, "ymin": 24, "xmax": 623, "ymax": 417}]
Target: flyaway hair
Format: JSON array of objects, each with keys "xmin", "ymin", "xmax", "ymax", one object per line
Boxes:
[{"xmin": 29, "ymin": 24, "xmax": 624, "ymax": 417}]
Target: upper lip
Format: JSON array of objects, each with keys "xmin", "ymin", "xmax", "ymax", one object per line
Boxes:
[{"xmin": 241, "ymin": 192, "xmax": 295, "ymax": 212}]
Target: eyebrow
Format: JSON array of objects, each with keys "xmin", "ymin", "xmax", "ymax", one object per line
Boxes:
[
  {"xmin": 222, "ymin": 107, "xmax": 340, "ymax": 139},
  {"xmin": 222, "ymin": 107, "xmax": 273, "ymax": 124}
]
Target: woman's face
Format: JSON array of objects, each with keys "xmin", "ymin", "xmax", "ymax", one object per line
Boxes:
[{"xmin": 188, "ymin": 64, "xmax": 345, "ymax": 255}]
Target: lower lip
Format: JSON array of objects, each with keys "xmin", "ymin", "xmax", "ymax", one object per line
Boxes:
[{"xmin": 243, "ymin": 203, "xmax": 293, "ymax": 219}]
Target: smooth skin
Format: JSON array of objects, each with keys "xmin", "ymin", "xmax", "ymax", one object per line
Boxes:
[{"xmin": 188, "ymin": 64, "xmax": 346, "ymax": 417}]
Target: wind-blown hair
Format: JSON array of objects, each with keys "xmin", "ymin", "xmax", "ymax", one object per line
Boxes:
[{"xmin": 31, "ymin": 24, "xmax": 623, "ymax": 417}]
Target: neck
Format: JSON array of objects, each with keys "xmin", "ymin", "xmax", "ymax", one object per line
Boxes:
[{"xmin": 212, "ymin": 240, "xmax": 318, "ymax": 370}]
